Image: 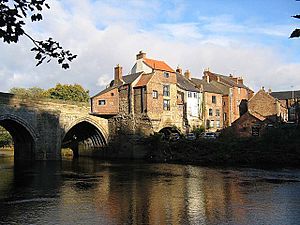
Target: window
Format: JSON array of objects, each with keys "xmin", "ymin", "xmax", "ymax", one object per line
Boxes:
[
  {"xmin": 188, "ymin": 91, "xmax": 192, "ymax": 98},
  {"xmin": 209, "ymin": 120, "xmax": 214, "ymax": 128},
  {"xmin": 111, "ymin": 93, "xmax": 114, "ymax": 96},
  {"xmin": 212, "ymin": 96, "xmax": 216, "ymax": 104},
  {"xmin": 163, "ymin": 85, "xmax": 170, "ymax": 97},
  {"xmin": 209, "ymin": 108, "xmax": 213, "ymax": 116},
  {"xmin": 163, "ymin": 72, "xmax": 169, "ymax": 78},
  {"xmin": 152, "ymin": 90, "xmax": 158, "ymax": 99},
  {"xmin": 238, "ymin": 87, "xmax": 241, "ymax": 94},
  {"xmin": 98, "ymin": 100, "xmax": 106, "ymax": 105},
  {"xmin": 224, "ymin": 113, "xmax": 227, "ymax": 122},
  {"xmin": 193, "ymin": 92, "xmax": 197, "ymax": 98},
  {"xmin": 163, "ymin": 99, "xmax": 170, "ymax": 110},
  {"xmin": 216, "ymin": 120, "xmax": 220, "ymax": 128},
  {"xmin": 216, "ymin": 109, "xmax": 220, "ymax": 116}
]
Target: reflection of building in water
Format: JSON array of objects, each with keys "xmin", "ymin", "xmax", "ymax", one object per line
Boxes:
[
  {"xmin": 201, "ymin": 170, "xmax": 246, "ymax": 225},
  {"xmin": 185, "ymin": 166, "xmax": 207, "ymax": 224}
]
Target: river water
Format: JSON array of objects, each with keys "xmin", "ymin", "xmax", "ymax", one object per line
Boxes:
[{"xmin": 0, "ymin": 156, "xmax": 299, "ymax": 225}]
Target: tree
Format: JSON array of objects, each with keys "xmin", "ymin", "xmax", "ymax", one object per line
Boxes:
[
  {"xmin": 0, "ymin": 0, "xmax": 76, "ymax": 69},
  {"xmin": 44, "ymin": 84, "xmax": 90, "ymax": 102},
  {"xmin": 10, "ymin": 86, "xmax": 45, "ymax": 98}
]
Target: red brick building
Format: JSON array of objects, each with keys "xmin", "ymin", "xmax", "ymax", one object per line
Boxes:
[{"xmin": 202, "ymin": 70, "xmax": 254, "ymax": 127}]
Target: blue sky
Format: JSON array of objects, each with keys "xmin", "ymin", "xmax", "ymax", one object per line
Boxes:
[{"xmin": 1, "ymin": 0, "xmax": 300, "ymax": 94}]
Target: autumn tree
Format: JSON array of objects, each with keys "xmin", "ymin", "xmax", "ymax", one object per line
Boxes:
[{"xmin": 0, "ymin": 0, "xmax": 76, "ymax": 68}]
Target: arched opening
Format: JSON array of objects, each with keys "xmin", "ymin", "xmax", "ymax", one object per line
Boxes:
[
  {"xmin": 159, "ymin": 127, "xmax": 180, "ymax": 140},
  {"xmin": 62, "ymin": 121, "xmax": 107, "ymax": 158},
  {"xmin": 0, "ymin": 119, "xmax": 35, "ymax": 161}
]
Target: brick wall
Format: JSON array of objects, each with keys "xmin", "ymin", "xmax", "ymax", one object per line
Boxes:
[
  {"xmin": 91, "ymin": 88, "xmax": 119, "ymax": 115},
  {"xmin": 204, "ymin": 92, "xmax": 223, "ymax": 131}
]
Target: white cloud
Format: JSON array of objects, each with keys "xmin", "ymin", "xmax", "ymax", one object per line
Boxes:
[{"xmin": 0, "ymin": 0, "xmax": 299, "ymax": 96}]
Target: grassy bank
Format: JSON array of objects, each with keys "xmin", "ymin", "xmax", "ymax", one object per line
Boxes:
[{"xmin": 144, "ymin": 126, "xmax": 300, "ymax": 168}]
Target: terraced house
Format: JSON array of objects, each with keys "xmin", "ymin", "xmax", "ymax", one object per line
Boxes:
[{"xmin": 201, "ymin": 70, "xmax": 254, "ymax": 127}]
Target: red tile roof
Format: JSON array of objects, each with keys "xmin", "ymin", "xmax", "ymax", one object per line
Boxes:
[
  {"xmin": 134, "ymin": 74, "xmax": 153, "ymax": 87},
  {"xmin": 143, "ymin": 58, "xmax": 175, "ymax": 73}
]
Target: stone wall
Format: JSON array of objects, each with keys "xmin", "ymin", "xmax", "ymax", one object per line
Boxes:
[{"xmin": 0, "ymin": 93, "xmax": 109, "ymax": 160}]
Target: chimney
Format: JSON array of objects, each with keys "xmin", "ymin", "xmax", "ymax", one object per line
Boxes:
[
  {"xmin": 203, "ymin": 74, "xmax": 210, "ymax": 83},
  {"xmin": 136, "ymin": 50, "xmax": 146, "ymax": 60},
  {"xmin": 114, "ymin": 64, "xmax": 124, "ymax": 85},
  {"xmin": 238, "ymin": 77, "xmax": 243, "ymax": 85},
  {"xmin": 176, "ymin": 66, "xmax": 182, "ymax": 75},
  {"xmin": 268, "ymin": 88, "xmax": 272, "ymax": 94},
  {"xmin": 184, "ymin": 70, "xmax": 191, "ymax": 80},
  {"xmin": 231, "ymin": 77, "xmax": 238, "ymax": 84}
]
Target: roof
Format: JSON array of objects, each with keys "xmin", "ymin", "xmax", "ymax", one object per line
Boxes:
[
  {"xmin": 191, "ymin": 78, "xmax": 223, "ymax": 94},
  {"xmin": 249, "ymin": 111, "xmax": 266, "ymax": 121},
  {"xmin": 134, "ymin": 74, "xmax": 153, "ymax": 87},
  {"xmin": 92, "ymin": 72, "xmax": 143, "ymax": 98},
  {"xmin": 270, "ymin": 90, "xmax": 300, "ymax": 100},
  {"xmin": 210, "ymin": 80, "xmax": 230, "ymax": 95},
  {"xmin": 143, "ymin": 58, "xmax": 175, "ymax": 73},
  {"xmin": 207, "ymin": 71, "xmax": 252, "ymax": 91},
  {"xmin": 123, "ymin": 72, "xmax": 143, "ymax": 84},
  {"xmin": 176, "ymin": 73, "xmax": 199, "ymax": 92}
]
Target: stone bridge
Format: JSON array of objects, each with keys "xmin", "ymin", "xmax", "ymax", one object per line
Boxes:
[{"xmin": 0, "ymin": 92, "xmax": 109, "ymax": 160}]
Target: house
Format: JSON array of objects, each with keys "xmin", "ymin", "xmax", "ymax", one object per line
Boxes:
[
  {"xmin": 202, "ymin": 70, "xmax": 254, "ymax": 126},
  {"xmin": 224, "ymin": 88, "xmax": 288, "ymax": 137},
  {"xmin": 191, "ymin": 77, "xmax": 223, "ymax": 132},
  {"xmin": 175, "ymin": 68, "xmax": 203, "ymax": 132},
  {"xmin": 270, "ymin": 90, "xmax": 300, "ymax": 122},
  {"xmin": 248, "ymin": 88, "xmax": 288, "ymax": 122},
  {"xmin": 91, "ymin": 64, "xmax": 142, "ymax": 116},
  {"xmin": 227, "ymin": 111, "xmax": 271, "ymax": 137}
]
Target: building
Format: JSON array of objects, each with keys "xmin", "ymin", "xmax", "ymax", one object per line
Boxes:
[
  {"xmin": 176, "ymin": 68, "xmax": 203, "ymax": 132},
  {"xmin": 248, "ymin": 88, "xmax": 288, "ymax": 122},
  {"xmin": 91, "ymin": 65, "xmax": 142, "ymax": 116},
  {"xmin": 270, "ymin": 90, "xmax": 300, "ymax": 122},
  {"xmin": 202, "ymin": 70, "xmax": 254, "ymax": 126},
  {"xmin": 191, "ymin": 78, "xmax": 223, "ymax": 132},
  {"xmin": 225, "ymin": 88, "xmax": 288, "ymax": 137},
  {"xmin": 91, "ymin": 51, "xmax": 185, "ymax": 135}
]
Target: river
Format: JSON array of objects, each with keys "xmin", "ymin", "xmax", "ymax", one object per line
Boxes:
[{"xmin": 0, "ymin": 155, "xmax": 299, "ymax": 225}]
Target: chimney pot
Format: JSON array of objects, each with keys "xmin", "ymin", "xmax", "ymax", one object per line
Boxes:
[
  {"xmin": 176, "ymin": 66, "xmax": 182, "ymax": 75},
  {"xmin": 136, "ymin": 50, "xmax": 146, "ymax": 60}
]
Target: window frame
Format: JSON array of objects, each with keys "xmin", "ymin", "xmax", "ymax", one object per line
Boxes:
[
  {"xmin": 98, "ymin": 100, "xmax": 106, "ymax": 106},
  {"xmin": 163, "ymin": 85, "xmax": 170, "ymax": 97},
  {"xmin": 152, "ymin": 90, "xmax": 158, "ymax": 99},
  {"xmin": 163, "ymin": 99, "xmax": 170, "ymax": 111},
  {"xmin": 212, "ymin": 95, "xmax": 216, "ymax": 104}
]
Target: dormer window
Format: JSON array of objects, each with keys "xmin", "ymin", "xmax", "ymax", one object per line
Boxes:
[{"xmin": 163, "ymin": 72, "xmax": 169, "ymax": 78}]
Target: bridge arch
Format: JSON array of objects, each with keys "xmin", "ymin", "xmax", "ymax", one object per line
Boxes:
[
  {"xmin": 62, "ymin": 117, "xmax": 108, "ymax": 157},
  {"xmin": 0, "ymin": 114, "xmax": 38, "ymax": 160}
]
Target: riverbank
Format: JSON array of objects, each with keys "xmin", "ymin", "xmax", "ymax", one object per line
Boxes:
[
  {"xmin": 144, "ymin": 127, "xmax": 300, "ymax": 168},
  {"xmin": 104, "ymin": 126, "xmax": 300, "ymax": 168}
]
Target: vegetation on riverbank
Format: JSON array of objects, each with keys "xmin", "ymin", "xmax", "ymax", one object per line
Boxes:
[{"xmin": 144, "ymin": 126, "xmax": 300, "ymax": 168}]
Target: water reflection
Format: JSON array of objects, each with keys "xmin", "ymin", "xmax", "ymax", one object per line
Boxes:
[{"xmin": 0, "ymin": 157, "xmax": 299, "ymax": 225}]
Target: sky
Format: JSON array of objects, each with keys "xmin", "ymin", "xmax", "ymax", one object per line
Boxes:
[{"xmin": 1, "ymin": 0, "xmax": 300, "ymax": 95}]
